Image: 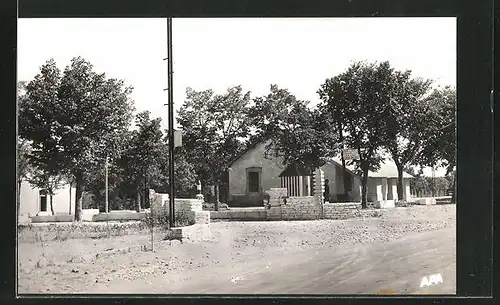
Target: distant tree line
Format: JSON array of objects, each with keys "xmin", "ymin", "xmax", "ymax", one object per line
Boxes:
[{"xmin": 18, "ymin": 57, "xmax": 456, "ymax": 221}]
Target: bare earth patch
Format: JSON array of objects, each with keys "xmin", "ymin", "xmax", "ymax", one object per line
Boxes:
[{"xmin": 18, "ymin": 204, "xmax": 455, "ymax": 294}]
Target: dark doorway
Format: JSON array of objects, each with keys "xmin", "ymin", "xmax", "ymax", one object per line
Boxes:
[
  {"xmin": 248, "ymin": 171, "xmax": 260, "ymax": 193},
  {"xmin": 39, "ymin": 190, "xmax": 47, "ymax": 212}
]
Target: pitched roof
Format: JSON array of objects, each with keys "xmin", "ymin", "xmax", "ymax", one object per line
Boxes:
[
  {"xmin": 411, "ymin": 165, "xmax": 452, "ymax": 178},
  {"xmin": 226, "ymin": 138, "xmax": 272, "ymax": 168},
  {"xmin": 329, "ymin": 157, "xmax": 414, "ymax": 178},
  {"xmin": 279, "ymin": 163, "xmax": 312, "ymax": 177},
  {"xmin": 227, "ymin": 139, "xmax": 414, "ymax": 179}
]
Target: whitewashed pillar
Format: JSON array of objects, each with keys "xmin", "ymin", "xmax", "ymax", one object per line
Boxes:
[{"xmin": 313, "ymin": 169, "xmax": 325, "ymax": 204}]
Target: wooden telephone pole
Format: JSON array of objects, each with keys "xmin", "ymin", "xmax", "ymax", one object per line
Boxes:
[{"xmin": 166, "ymin": 18, "xmax": 175, "ymax": 228}]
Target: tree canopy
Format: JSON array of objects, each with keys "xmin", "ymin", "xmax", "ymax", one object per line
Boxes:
[
  {"xmin": 249, "ymin": 85, "xmax": 338, "ymax": 171},
  {"xmin": 18, "ymin": 57, "xmax": 456, "ymax": 217},
  {"xmin": 379, "ymin": 69, "xmax": 434, "ymax": 200},
  {"xmin": 19, "ymin": 57, "xmax": 135, "ymax": 220},
  {"xmin": 177, "ymin": 86, "xmax": 252, "ymax": 206},
  {"xmin": 319, "ymin": 61, "xmax": 394, "ymax": 207}
]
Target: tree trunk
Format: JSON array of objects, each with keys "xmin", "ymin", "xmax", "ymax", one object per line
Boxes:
[
  {"xmin": 143, "ymin": 174, "xmax": 149, "ymax": 209},
  {"xmin": 396, "ymin": 163, "xmax": 404, "ymax": 201},
  {"xmin": 50, "ymin": 194, "xmax": 55, "ymax": 215},
  {"xmin": 17, "ymin": 180, "xmax": 22, "ymax": 222},
  {"xmin": 74, "ymin": 174, "xmax": 84, "ymax": 222},
  {"xmin": 361, "ymin": 167, "xmax": 369, "ymax": 209},
  {"xmin": 69, "ymin": 181, "xmax": 72, "ymax": 215},
  {"xmin": 201, "ymin": 181, "xmax": 207, "ymax": 203},
  {"xmin": 214, "ymin": 182, "xmax": 220, "ymax": 211},
  {"xmin": 136, "ymin": 191, "xmax": 142, "ymax": 212},
  {"xmin": 338, "ymin": 121, "xmax": 349, "ymax": 197}
]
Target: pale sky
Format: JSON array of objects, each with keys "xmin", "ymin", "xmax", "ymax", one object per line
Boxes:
[{"xmin": 18, "ymin": 17, "xmax": 456, "ymax": 130}]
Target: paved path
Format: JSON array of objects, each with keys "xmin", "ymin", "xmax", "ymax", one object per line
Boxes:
[{"xmin": 98, "ymin": 227, "xmax": 455, "ymax": 294}]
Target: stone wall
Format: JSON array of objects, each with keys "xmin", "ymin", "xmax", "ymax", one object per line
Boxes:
[
  {"xmin": 265, "ymin": 181, "xmax": 380, "ymax": 221},
  {"xmin": 149, "ymin": 192, "xmax": 209, "ymax": 225},
  {"xmin": 324, "ymin": 202, "xmax": 364, "ymax": 219},
  {"xmin": 266, "ymin": 186, "xmax": 322, "ymax": 221},
  {"xmin": 31, "ymin": 214, "xmax": 74, "ymax": 223},
  {"xmin": 279, "ymin": 196, "xmax": 321, "ymax": 220},
  {"xmin": 210, "ymin": 209, "xmax": 267, "ymax": 220},
  {"xmin": 266, "ymin": 197, "xmax": 370, "ymax": 221}
]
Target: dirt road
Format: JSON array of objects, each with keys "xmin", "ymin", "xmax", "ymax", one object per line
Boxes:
[
  {"xmin": 92, "ymin": 227, "xmax": 455, "ymax": 294},
  {"xmin": 18, "ymin": 205, "xmax": 456, "ymax": 295}
]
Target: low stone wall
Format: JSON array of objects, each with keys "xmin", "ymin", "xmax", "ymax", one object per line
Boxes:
[
  {"xmin": 279, "ymin": 197, "xmax": 321, "ymax": 220},
  {"xmin": 149, "ymin": 193, "xmax": 209, "ymax": 225},
  {"xmin": 266, "ymin": 187, "xmax": 321, "ymax": 221},
  {"xmin": 267, "ymin": 200, "xmax": 370, "ymax": 221},
  {"xmin": 265, "ymin": 186, "xmax": 382, "ymax": 221},
  {"xmin": 174, "ymin": 199, "xmax": 203, "ymax": 224},
  {"xmin": 324, "ymin": 202, "xmax": 363, "ymax": 220},
  {"xmin": 82, "ymin": 209, "xmax": 100, "ymax": 221},
  {"xmin": 31, "ymin": 214, "xmax": 74, "ymax": 223},
  {"xmin": 211, "ymin": 209, "xmax": 267, "ymax": 220}
]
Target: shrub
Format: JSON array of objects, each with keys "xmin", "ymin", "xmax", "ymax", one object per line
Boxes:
[{"xmin": 18, "ymin": 222, "xmax": 151, "ymax": 243}]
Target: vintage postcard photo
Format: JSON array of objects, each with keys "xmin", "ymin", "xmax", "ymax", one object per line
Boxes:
[{"xmin": 17, "ymin": 17, "xmax": 456, "ymax": 294}]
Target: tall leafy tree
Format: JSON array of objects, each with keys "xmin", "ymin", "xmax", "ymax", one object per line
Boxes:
[
  {"xmin": 248, "ymin": 85, "xmax": 304, "ymax": 140},
  {"xmin": 158, "ymin": 144, "xmax": 198, "ymax": 198},
  {"xmin": 86, "ymin": 149, "xmax": 127, "ymax": 211},
  {"xmin": 318, "ymin": 75, "xmax": 354, "ymax": 199},
  {"xmin": 19, "ymin": 57, "xmax": 135, "ymax": 221},
  {"xmin": 319, "ymin": 61, "xmax": 393, "ymax": 208},
  {"xmin": 416, "ymin": 86, "xmax": 456, "ymax": 202},
  {"xmin": 17, "ymin": 138, "xmax": 33, "ymax": 218},
  {"xmin": 18, "ymin": 60, "xmax": 65, "ymax": 214},
  {"xmin": 177, "ymin": 86, "xmax": 251, "ymax": 209},
  {"xmin": 117, "ymin": 111, "xmax": 165, "ymax": 211},
  {"xmin": 249, "ymin": 85, "xmax": 339, "ymax": 172},
  {"xmin": 17, "ymin": 80, "xmax": 31, "ymax": 218},
  {"xmin": 380, "ymin": 69, "xmax": 434, "ymax": 200}
]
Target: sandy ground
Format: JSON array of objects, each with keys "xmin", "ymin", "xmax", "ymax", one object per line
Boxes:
[{"xmin": 18, "ymin": 204, "xmax": 455, "ymax": 294}]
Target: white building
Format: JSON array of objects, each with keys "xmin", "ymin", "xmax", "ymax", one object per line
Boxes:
[{"xmin": 18, "ymin": 180, "xmax": 76, "ymax": 217}]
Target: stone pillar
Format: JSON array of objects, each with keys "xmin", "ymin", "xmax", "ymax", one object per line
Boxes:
[
  {"xmin": 313, "ymin": 169, "xmax": 325, "ymax": 205},
  {"xmin": 150, "ymin": 191, "xmax": 167, "ymax": 216}
]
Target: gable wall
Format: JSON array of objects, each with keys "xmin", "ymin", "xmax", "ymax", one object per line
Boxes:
[{"xmin": 228, "ymin": 141, "xmax": 285, "ymax": 196}]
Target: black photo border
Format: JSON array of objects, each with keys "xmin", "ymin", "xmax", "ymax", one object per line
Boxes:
[{"xmin": 1, "ymin": 0, "xmax": 496, "ymax": 304}]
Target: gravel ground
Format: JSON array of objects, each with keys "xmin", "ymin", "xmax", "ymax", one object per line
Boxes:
[{"xmin": 17, "ymin": 204, "xmax": 455, "ymax": 294}]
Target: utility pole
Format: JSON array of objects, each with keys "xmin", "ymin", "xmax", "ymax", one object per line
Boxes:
[{"xmin": 167, "ymin": 17, "xmax": 175, "ymax": 228}]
